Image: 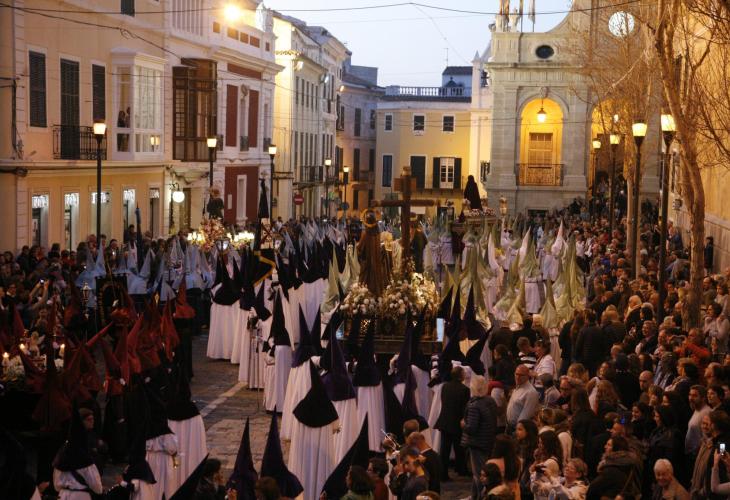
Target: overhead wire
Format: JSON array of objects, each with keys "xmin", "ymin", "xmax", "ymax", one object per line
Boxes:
[{"xmin": 0, "ymin": 0, "xmax": 645, "ymax": 16}]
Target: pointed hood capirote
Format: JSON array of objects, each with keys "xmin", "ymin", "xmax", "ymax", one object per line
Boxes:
[
  {"xmin": 352, "ymin": 319, "xmax": 380, "ymax": 387},
  {"xmin": 226, "ymin": 418, "xmax": 257, "ymax": 500},
  {"xmin": 320, "ymin": 416, "xmax": 370, "ymax": 500},
  {"xmin": 143, "ymin": 383, "xmax": 173, "ymax": 440},
  {"xmin": 253, "ymin": 281, "xmax": 272, "ymax": 322},
  {"xmin": 123, "ymin": 416, "xmax": 156, "ymax": 485},
  {"xmin": 52, "ymin": 406, "xmax": 94, "ymax": 472},
  {"xmin": 168, "ymin": 453, "xmax": 209, "ymax": 500},
  {"xmin": 260, "ymin": 413, "xmax": 303, "ymax": 498},
  {"xmin": 292, "ymin": 307, "xmax": 316, "ymax": 368},
  {"xmin": 166, "ymin": 369, "xmax": 200, "ymax": 421},
  {"xmin": 269, "ymin": 291, "xmax": 291, "ymax": 347},
  {"xmin": 293, "ymin": 361, "xmax": 339, "ymax": 428},
  {"xmin": 321, "ymin": 321, "xmax": 357, "ymax": 402},
  {"xmin": 213, "ymin": 256, "xmax": 241, "ymax": 306}
]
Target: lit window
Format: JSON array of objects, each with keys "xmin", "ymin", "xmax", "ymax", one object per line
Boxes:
[
  {"xmin": 114, "ymin": 63, "xmax": 163, "ymax": 155},
  {"xmin": 440, "ymin": 157, "xmax": 455, "ymax": 189},
  {"xmin": 527, "ymin": 132, "xmax": 554, "ymax": 165}
]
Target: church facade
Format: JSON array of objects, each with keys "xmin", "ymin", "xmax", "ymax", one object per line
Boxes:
[{"xmin": 474, "ymin": 0, "xmax": 660, "ymax": 216}]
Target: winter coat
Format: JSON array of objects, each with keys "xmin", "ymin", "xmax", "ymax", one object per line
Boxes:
[
  {"xmin": 587, "ymin": 450, "xmax": 642, "ymax": 500},
  {"xmin": 461, "ymin": 395, "xmax": 498, "ymax": 453}
]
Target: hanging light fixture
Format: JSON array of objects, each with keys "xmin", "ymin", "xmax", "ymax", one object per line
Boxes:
[
  {"xmin": 171, "ymin": 183, "xmax": 185, "ymax": 203},
  {"xmin": 537, "ymin": 98, "xmax": 547, "ymax": 123}
]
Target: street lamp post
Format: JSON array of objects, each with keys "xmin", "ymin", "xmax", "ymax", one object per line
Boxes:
[
  {"xmin": 591, "ymin": 138, "xmax": 602, "ymax": 219},
  {"xmin": 342, "ymin": 165, "xmax": 349, "ymax": 220},
  {"xmin": 324, "ymin": 158, "xmax": 332, "ymax": 218},
  {"xmin": 659, "ymin": 112, "xmax": 677, "ymax": 321},
  {"xmin": 268, "ymin": 144, "xmax": 277, "ymax": 220},
  {"xmin": 206, "ymin": 137, "xmax": 217, "ymax": 187},
  {"xmin": 92, "ymin": 121, "xmax": 107, "ymax": 246},
  {"xmin": 206, "ymin": 137, "xmax": 217, "ymax": 218},
  {"xmin": 631, "ymin": 120, "xmax": 647, "ymax": 278},
  {"xmin": 609, "ymin": 133, "xmax": 621, "ymax": 235}
]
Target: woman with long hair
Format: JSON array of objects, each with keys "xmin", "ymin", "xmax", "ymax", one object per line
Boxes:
[
  {"xmin": 593, "ymin": 380, "xmax": 621, "ymax": 414},
  {"xmin": 646, "ymin": 406, "xmax": 684, "ymax": 488},
  {"xmin": 532, "ymin": 430, "xmax": 564, "ymax": 474},
  {"xmin": 570, "ymin": 388, "xmax": 600, "ymax": 459},
  {"xmin": 488, "ymin": 434, "xmax": 522, "ymax": 499},
  {"xmin": 516, "ymin": 420, "xmax": 539, "ymax": 499}
]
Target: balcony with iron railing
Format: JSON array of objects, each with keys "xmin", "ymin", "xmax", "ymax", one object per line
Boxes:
[
  {"xmin": 296, "ymin": 165, "xmax": 324, "ymax": 186},
  {"xmin": 517, "ymin": 163, "xmax": 564, "ymax": 186},
  {"xmin": 383, "ymin": 85, "xmax": 472, "ymax": 101},
  {"xmin": 53, "ymin": 125, "xmax": 107, "ymax": 160},
  {"xmin": 352, "ymin": 170, "xmax": 374, "ymax": 190}
]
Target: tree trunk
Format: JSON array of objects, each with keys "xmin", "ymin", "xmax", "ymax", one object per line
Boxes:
[{"xmin": 681, "ymin": 147, "xmax": 706, "ymax": 329}]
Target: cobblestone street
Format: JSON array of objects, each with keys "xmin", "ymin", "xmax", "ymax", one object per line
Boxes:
[{"xmin": 186, "ymin": 334, "xmax": 472, "ymax": 498}]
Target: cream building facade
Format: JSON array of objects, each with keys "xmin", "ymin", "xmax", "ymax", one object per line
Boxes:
[
  {"xmin": 478, "ymin": 0, "xmax": 660, "ymax": 215},
  {"xmin": 337, "ymin": 59, "xmax": 382, "ymax": 217},
  {"xmin": 271, "ymin": 14, "xmax": 348, "ymax": 220},
  {"xmin": 0, "ymin": 0, "xmax": 280, "ymax": 252},
  {"xmin": 166, "ymin": 0, "xmax": 280, "ymax": 229}
]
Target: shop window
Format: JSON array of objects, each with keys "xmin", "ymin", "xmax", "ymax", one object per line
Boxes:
[{"xmin": 64, "ymin": 193, "xmax": 79, "ymax": 250}]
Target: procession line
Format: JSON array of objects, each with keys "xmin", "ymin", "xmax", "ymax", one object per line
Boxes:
[{"xmin": 200, "ymin": 381, "xmax": 245, "ymax": 418}]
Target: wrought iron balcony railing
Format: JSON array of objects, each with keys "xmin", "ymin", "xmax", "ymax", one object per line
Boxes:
[
  {"xmin": 53, "ymin": 125, "xmax": 107, "ymax": 160},
  {"xmin": 517, "ymin": 163, "xmax": 564, "ymax": 186}
]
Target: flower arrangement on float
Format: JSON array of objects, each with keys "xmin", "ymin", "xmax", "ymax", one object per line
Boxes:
[
  {"xmin": 188, "ymin": 217, "xmax": 226, "ymax": 252},
  {"xmin": 461, "ymin": 198, "xmax": 497, "ymax": 218},
  {"xmin": 340, "ymin": 283, "xmax": 380, "ymax": 318},
  {"xmin": 379, "ymin": 271, "xmax": 439, "ymax": 321}
]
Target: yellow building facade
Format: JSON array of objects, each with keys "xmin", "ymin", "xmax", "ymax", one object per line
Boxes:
[{"xmin": 374, "ymin": 90, "xmax": 476, "ymax": 218}]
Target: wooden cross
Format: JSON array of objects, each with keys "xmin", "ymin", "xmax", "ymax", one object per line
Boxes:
[{"xmin": 370, "ymin": 165, "xmax": 435, "ymax": 267}]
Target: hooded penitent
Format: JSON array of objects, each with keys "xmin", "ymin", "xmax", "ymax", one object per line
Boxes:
[
  {"xmin": 320, "ymin": 416, "xmax": 370, "ymax": 500},
  {"xmin": 261, "ymin": 413, "xmax": 303, "ymax": 498},
  {"xmin": 289, "ymin": 361, "xmax": 339, "ymax": 500},
  {"xmin": 321, "ymin": 317, "xmax": 359, "ymax": 463},
  {"xmin": 53, "ymin": 406, "xmax": 94, "ymax": 472},
  {"xmin": 280, "ymin": 307, "xmax": 316, "ymax": 440},
  {"xmin": 226, "ymin": 418, "xmax": 257, "ymax": 500}
]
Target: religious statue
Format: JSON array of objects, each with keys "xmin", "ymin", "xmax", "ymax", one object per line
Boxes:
[
  {"xmin": 410, "ymin": 220, "xmax": 427, "ymax": 274},
  {"xmin": 356, "ymin": 210, "xmax": 388, "ymax": 297},
  {"xmin": 463, "ymin": 175, "xmax": 482, "ymax": 212},
  {"xmin": 207, "ymin": 186, "xmax": 224, "ymax": 219}
]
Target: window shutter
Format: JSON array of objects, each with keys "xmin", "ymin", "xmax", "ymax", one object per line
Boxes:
[
  {"xmin": 411, "ymin": 157, "xmax": 425, "ymax": 189},
  {"xmin": 225, "ymin": 85, "xmax": 238, "ymax": 147},
  {"xmin": 92, "ymin": 65, "xmax": 105, "ymax": 121},
  {"xmin": 454, "ymin": 158, "xmax": 462, "ymax": 189},
  {"xmin": 432, "ymin": 157, "xmax": 440, "ymax": 189},
  {"xmin": 29, "ymin": 52, "xmax": 47, "ymax": 127},
  {"xmin": 248, "ymin": 89, "xmax": 259, "ymax": 149}
]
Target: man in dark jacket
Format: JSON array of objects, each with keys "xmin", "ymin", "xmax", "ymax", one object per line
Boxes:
[
  {"xmin": 435, "ymin": 366, "xmax": 470, "ymax": 480},
  {"xmin": 575, "ymin": 309, "xmax": 608, "ymax": 377},
  {"xmin": 613, "ymin": 354, "xmax": 641, "ymax": 408},
  {"xmin": 461, "ymin": 374, "xmax": 497, "ymax": 500}
]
